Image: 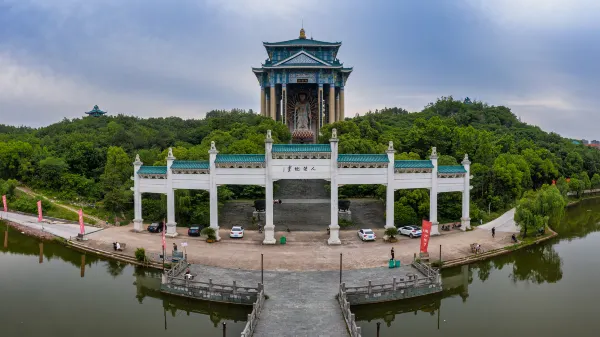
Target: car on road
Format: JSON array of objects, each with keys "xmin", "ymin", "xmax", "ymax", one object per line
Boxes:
[
  {"xmin": 357, "ymin": 229, "xmax": 376, "ymax": 241},
  {"xmin": 188, "ymin": 225, "xmax": 206, "ymax": 237},
  {"xmin": 147, "ymin": 222, "xmax": 164, "ymax": 233},
  {"xmin": 230, "ymin": 226, "xmax": 244, "ymax": 238},
  {"xmin": 398, "ymin": 225, "xmax": 422, "ymax": 238}
]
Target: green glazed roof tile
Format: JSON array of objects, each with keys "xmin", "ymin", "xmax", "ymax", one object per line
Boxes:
[
  {"xmin": 394, "ymin": 160, "xmax": 434, "ymax": 169},
  {"xmin": 338, "ymin": 154, "xmax": 389, "ymax": 163},
  {"xmin": 264, "ymin": 39, "xmax": 341, "ymax": 46},
  {"xmin": 171, "ymin": 160, "xmax": 209, "ymax": 170},
  {"xmin": 138, "ymin": 166, "xmax": 167, "ymax": 174},
  {"xmin": 272, "ymin": 144, "xmax": 331, "ymax": 153},
  {"xmin": 438, "ymin": 165, "xmax": 467, "ymax": 174},
  {"xmin": 215, "ymin": 154, "xmax": 265, "ymax": 163}
]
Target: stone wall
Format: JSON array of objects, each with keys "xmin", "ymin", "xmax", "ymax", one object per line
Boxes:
[
  {"xmin": 160, "ymin": 278, "xmax": 261, "ymax": 306},
  {"xmin": 345, "ymin": 282, "xmax": 442, "ymax": 305}
]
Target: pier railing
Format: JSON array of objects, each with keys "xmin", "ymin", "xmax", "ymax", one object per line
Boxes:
[
  {"xmin": 338, "ymin": 283, "xmax": 362, "ymax": 337},
  {"xmin": 240, "ymin": 286, "xmax": 266, "ymax": 337},
  {"xmin": 412, "ymin": 261, "xmax": 439, "ymax": 279},
  {"xmin": 166, "ymin": 258, "xmax": 188, "ymax": 278}
]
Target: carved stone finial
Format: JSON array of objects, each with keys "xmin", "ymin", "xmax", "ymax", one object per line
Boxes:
[
  {"xmin": 388, "ymin": 141, "xmax": 394, "ymax": 151},
  {"xmin": 332, "ymin": 128, "xmax": 337, "ymax": 139},
  {"xmin": 267, "ymin": 130, "xmax": 272, "ymax": 139},
  {"xmin": 430, "ymin": 147, "xmax": 438, "ymax": 160},
  {"xmin": 462, "ymin": 153, "xmax": 471, "ymax": 165},
  {"xmin": 134, "ymin": 154, "xmax": 142, "ymax": 166},
  {"xmin": 168, "ymin": 147, "xmax": 174, "ymax": 158},
  {"xmin": 211, "ymin": 141, "xmax": 216, "ymax": 151}
]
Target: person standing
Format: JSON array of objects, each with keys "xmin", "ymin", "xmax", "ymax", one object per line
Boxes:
[
  {"xmin": 173, "ymin": 242, "xmax": 177, "ymax": 252},
  {"xmin": 391, "ymin": 247, "xmax": 395, "ymax": 261},
  {"xmin": 492, "ymin": 227, "xmax": 496, "ymax": 238}
]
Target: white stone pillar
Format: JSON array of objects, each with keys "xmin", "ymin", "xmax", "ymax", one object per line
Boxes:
[
  {"xmin": 282, "ymin": 84, "xmax": 287, "ymax": 125},
  {"xmin": 461, "ymin": 154, "xmax": 472, "ymax": 231},
  {"xmin": 429, "ymin": 147, "xmax": 440, "ymax": 235},
  {"xmin": 263, "ymin": 130, "xmax": 276, "ymax": 244},
  {"xmin": 209, "ymin": 141, "xmax": 221, "ymax": 241},
  {"xmin": 133, "ymin": 154, "xmax": 144, "ymax": 232},
  {"xmin": 270, "ymin": 86, "xmax": 276, "ymax": 120},
  {"xmin": 328, "ymin": 129, "xmax": 341, "ymax": 245},
  {"xmin": 385, "ymin": 142, "xmax": 396, "ymax": 229},
  {"xmin": 166, "ymin": 148, "xmax": 178, "ymax": 237}
]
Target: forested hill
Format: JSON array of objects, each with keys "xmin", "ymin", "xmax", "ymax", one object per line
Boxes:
[{"xmin": 1, "ymin": 97, "xmax": 599, "ymax": 225}]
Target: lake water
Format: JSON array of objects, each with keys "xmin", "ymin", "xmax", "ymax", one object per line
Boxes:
[
  {"xmin": 356, "ymin": 198, "xmax": 600, "ymax": 337},
  {"xmin": 1, "ymin": 198, "xmax": 599, "ymax": 337},
  {"xmin": 0, "ymin": 231, "xmax": 249, "ymax": 337}
]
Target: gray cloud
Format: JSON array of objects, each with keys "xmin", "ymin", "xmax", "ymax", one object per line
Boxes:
[{"xmin": 0, "ymin": 0, "xmax": 598, "ymax": 140}]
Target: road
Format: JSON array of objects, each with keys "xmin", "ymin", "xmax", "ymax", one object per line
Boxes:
[{"xmin": 1, "ymin": 211, "xmax": 103, "ymax": 239}]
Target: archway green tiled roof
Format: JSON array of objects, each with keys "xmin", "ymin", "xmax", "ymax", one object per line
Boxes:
[
  {"xmin": 215, "ymin": 154, "xmax": 265, "ymax": 163},
  {"xmin": 394, "ymin": 160, "xmax": 434, "ymax": 169},
  {"xmin": 263, "ymin": 39, "xmax": 341, "ymax": 47},
  {"xmin": 438, "ymin": 165, "xmax": 467, "ymax": 173},
  {"xmin": 138, "ymin": 166, "xmax": 167, "ymax": 174},
  {"xmin": 272, "ymin": 144, "xmax": 331, "ymax": 153},
  {"xmin": 171, "ymin": 160, "xmax": 209, "ymax": 169},
  {"xmin": 338, "ymin": 154, "xmax": 389, "ymax": 163}
]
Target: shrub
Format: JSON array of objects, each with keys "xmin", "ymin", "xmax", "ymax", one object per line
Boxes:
[
  {"xmin": 384, "ymin": 227, "xmax": 399, "ymax": 238},
  {"xmin": 135, "ymin": 248, "xmax": 147, "ymax": 262},
  {"xmin": 339, "ymin": 219, "xmax": 354, "ymax": 228},
  {"xmin": 201, "ymin": 227, "xmax": 217, "ymax": 240}
]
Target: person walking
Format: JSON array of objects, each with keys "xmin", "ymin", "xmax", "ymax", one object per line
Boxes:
[
  {"xmin": 390, "ymin": 247, "xmax": 395, "ymax": 261},
  {"xmin": 492, "ymin": 227, "xmax": 496, "ymax": 238},
  {"xmin": 173, "ymin": 242, "xmax": 177, "ymax": 252}
]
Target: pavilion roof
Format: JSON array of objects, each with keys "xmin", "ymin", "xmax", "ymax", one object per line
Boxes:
[
  {"xmin": 338, "ymin": 154, "xmax": 389, "ymax": 163},
  {"xmin": 394, "ymin": 160, "xmax": 434, "ymax": 169},
  {"xmin": 272, "ymin": 144, "xmax": 331, "ymax": 153},
  {"xmin": 438, "ymin": 165, "xmax": 467, "ymax": 174},
  {"xmin": 138, "ymin": 166, "xmax": 167, "ymax": 174},
  {"xmin": 215, "ymin": 154, "xmax": 265, "ymax": 163},
  {"xmin": 171, "ymin": 160, "xmax": 209, "ymax": 170},
  {"xmin": 263, "ymin": 38, "xmax": 341, "ymax": 48}
]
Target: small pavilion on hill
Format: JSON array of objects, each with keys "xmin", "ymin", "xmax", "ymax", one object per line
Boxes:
[
  {"xmin": 132, "ymin": 129, "xmax": 472, "ymax": 245},
  {"xmin": 85, "ymin": 105, "xmax": 107, "ymax": 117}
]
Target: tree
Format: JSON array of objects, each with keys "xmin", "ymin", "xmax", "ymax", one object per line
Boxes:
[
  {"xmin": 36, "ymin": 156, "xmax": 68, "ymax": 189},
  {"xmin": 101, "ymin": 146, "xmax": 132, "ymax": 213},
  {"xmin": 555, "ymin": 177, "xmax": 569, "ymax": 199},
  {"xmin": 592, "ymin": 173, "xmax": 600, "ymax": 189},
  {"xmin": 579, "ymin": 171, "xmax": 592, "ymax": 190},
  {"xmin": 515, "ymin": 185, "xmax": 566, "ymax": 237},
  {"xmin": 568, "ymin": 178, "xmax": 584, "ymax": 198},
  {"xmin": 394, "ymin": 202, "xmax": 418, "ymax": 226}
]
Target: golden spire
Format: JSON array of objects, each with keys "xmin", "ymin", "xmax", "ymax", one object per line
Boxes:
[{"xmin": 299, "ymin": 27, "xmax": 306, "ymax": 39}]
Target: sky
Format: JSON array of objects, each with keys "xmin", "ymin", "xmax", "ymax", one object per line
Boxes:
[{"xmin": 1, "ymin": 0, "xmax": 599, "ymax": 140}]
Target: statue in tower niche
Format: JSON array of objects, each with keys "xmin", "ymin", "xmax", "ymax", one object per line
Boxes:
[{"xmin": 294, "ymin": 93, "xmax": 311, "ymax": 131}]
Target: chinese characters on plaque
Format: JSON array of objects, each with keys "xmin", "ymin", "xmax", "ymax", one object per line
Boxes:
[{"xmin": 283, "ymin": 166, "xmax": 317, "ymax": 172}]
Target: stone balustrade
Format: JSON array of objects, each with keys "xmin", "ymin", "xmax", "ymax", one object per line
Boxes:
[{"xmin": 240, "ymin": 287, "xmax": 266, "ymax": 337}]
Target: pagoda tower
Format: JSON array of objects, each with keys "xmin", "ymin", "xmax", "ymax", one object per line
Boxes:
[{"xmin": 252, "ymin": 28, "xmax": 352, "ymax": 143}]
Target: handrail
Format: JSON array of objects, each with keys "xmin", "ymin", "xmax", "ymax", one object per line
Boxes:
[
  {"xmin": 338, "ymin": 283, "xmax": 362, "ymax": 337},
  {"xmin": 167, "ymin": 276, "xmax": 262, "ymax": 296},
  {"xmin": 166, "ymin": 258, "xmax": 188, "ymax": 277},
  {"xmin": 240, "ymin": 286, "xmax": 265, "ymax": 337}
]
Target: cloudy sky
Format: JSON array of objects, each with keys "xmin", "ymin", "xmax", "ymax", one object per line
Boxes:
[{"xmin": 1, "ymin": 0, "xmax": 599, "ymax": 140}]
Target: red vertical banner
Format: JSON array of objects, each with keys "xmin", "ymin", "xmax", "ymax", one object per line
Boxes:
[
  {"xmin": 2, "ymin": 195, "xmax": 6, "ymax": 212},
  {"xmin": 37, "ymin": 200, "xmax": 43, "ymax": 222},
  {"xmin": 78, "ymin": 209, "xmax": 85, "ymax": 235},
  {"xmin": 420, "ymin": 220, "xmax": 432, "ymax": 253}
]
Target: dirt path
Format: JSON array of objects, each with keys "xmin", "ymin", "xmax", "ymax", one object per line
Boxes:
[{"xmin": 15, "ymin": 186, "xmax": 106, "ymax": 225}]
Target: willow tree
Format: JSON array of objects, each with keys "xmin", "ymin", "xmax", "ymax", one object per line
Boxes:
[{"xmin": 515, "ymin": 184, "xmax": 566, "ymax": 237}]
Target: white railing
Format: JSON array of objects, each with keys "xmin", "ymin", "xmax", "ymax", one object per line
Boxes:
[
  {"xmin": 166, "ymin": 258, "xmax": 188, "ymax": 277},
  {"xmin": 338, "ymin": 283, "xmax": 362, "ymax": 337},
  {"xmin": 240, "ymin": 286, "xmax": 265, "ymax": 337}
]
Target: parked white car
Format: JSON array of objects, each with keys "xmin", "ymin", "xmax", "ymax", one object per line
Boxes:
[
  {"xmin": 398, "ymin": 225, "xmax": 422, "ymax": 238},
  {"xmin": 230, "ymin": 226, "xmax": 244, "ymax": 238},
  {"xmin": 357, "ymin": 229, "xmax": 376, "ymax": 241}
]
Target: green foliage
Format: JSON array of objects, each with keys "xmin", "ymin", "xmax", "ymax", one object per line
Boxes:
[
  {"xmin": 515, "ymin": 185, "xmax": 566, "ymax": 236},
  {"xmin": 0, "ymin": 179, "xmax": 18, "ymax": 197},
  {"xmin": 1, "ymin": 99, "xmax": 600, "ymax": 222},
  {"xmin": 201, "ymin": 227, "xmax": 216, "ymax": 240},
  {"xmin": 135, "ymin": 248, "xmax": 147, "ymax": 262},
  {"xmin": 384, "ymin": 227, "xmax": 398, "ymax": 238},
  {"xmin": 339, "ymin": 219, "xmax": 354, "ymax": 228}
]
